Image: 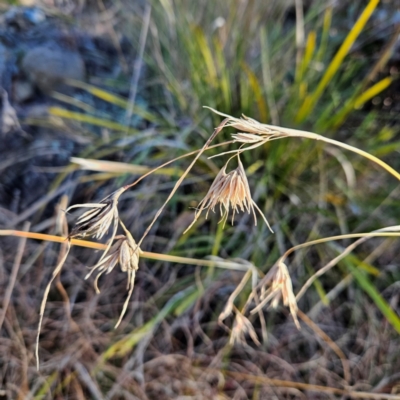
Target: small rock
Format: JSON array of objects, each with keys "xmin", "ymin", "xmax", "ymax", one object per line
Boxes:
[
  {"xmin": 23, "ymin": 7, "xmax": 46, "ymax": 25},
  {"xmin": 22, "ymin": 46, "xmax": 85, "ymax": 94},
  {"xmin": 3, "ymin": 6, "xmax": 46, "ymax": 30},
  {"xmin": 13, "ymin": 80, "xmax": 34, "ymax": 103},
  {"xmin": 0, "ymin": 44, "xmax": 8, "ymax": 87},
  {"xmin": 1, "ymin": 89, "xmax": 21, "ymax": 135}
]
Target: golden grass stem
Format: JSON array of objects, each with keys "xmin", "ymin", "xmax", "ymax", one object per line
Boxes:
[
  {"xmin": 207, "ymin": 108, "xmax": 400, "ymax": 183},
  {"xmin": 280, "ymin": 232, "xmax": 400, "ymax": 263},
  {"xmin": 0, "ymin": 230, "xmax": 250, "ymax": 272},
  {"xmin": 274, "ymin": 127, "xmax": 400, "ymax": 182}
]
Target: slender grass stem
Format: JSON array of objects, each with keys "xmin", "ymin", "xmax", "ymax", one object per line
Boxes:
[
  {"xmin": 261, "ymin": 226, "xmax": 400, "ymax": 302},
  {"xmin": 122, "ymin": 139, "xmax": 235, "ymax": 191},
  {"xmin": 271, "ymin": 127, "xmax": 400, "ymax": 182},
  {"xmin": 279, "ymin": 231, "xmax": 400, "ymax": 263},
  {"xmin": 294, "ymin": 226, "xmax": 400, "ymax": 301},
  {"xmin": 0, "ymin": 230, "xmax": 249, "ymax": 272},
  {"xmin": 136, "ymin": 118, "xmax": 229, "ymax": 246},
  {"xmin": 206, "ymin": 108, "xmax": 400, "ymax": 183}
]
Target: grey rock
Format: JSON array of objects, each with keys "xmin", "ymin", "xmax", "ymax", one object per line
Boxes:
[
  {"xmin": 13, "ymin": 80, "xmax": 34, "ymax": 103},
  {"xmin": 0, "ymin": 43, "xmax": 6, "ymax": 68},
  {"xmin": 22, "ymin": 46, "xmax": 85, "ymax": 94},
  {"xmin": 23, "ymin": 8, "xmax": 46, "ymax": 25},
  {"xmin": 0, "ymin": 43, "xmax": 9, "ymax": 88},
  {"xmin": 3, "ymin": 6, "xmax": 46, "ymax": 29},
  {"xmin": 1, "ymin": 89, "xmax": 20, "ymax": 135}
]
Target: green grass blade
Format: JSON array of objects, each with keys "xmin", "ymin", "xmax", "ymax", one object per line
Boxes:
[
  {"xmin": 316, "ymin": 6, "xmax": 333, "ymax": 62},
  {"xmin": 296, "ymin": 30, "xmax": 316, "ymax": 83},
  {"xmin": 242, "ymin": 63, "xmax": 269, "ymax": 122},
  {"xmin": 260, "ymin": 27, "xmax": 279, "ymax": 124},
  {"xmin": 34, "ymin": 371, "xmax": 58, "ymax": 398},
  {"xmin": 320, "ymin": 77, "xmax": 392, "ymax": 130},
  {"xmin": 349, "ymin": 263, "xmax": 400, "ymax": 335},
  {"xmin": 296, "ymin": 0, "xmax": 380, "ymax": 122},
  {"xmin": 354, "ymin": 77, "xmax": 393, "ymax": 108},
  {"xmin": 174, "ymin": 288, "xmax": 202, "ymax": 316},
  {"xmin": 306, "ymin": 263, "xmax": 329, "ymax": 305},
  {"xmin": 101, "ymin": 286, "xmax": 197, "ymax": 360},
  {"xmin": 66, "ymin": 80, "xmax": 159, "ymax": 122},
  {"xmin": 214, "ymin": 37, "xmax": 231, "ymax": 111},
  {"xmin": 49, "ymin": 107, "xmax": 135, "ymax": 132},
  {"xmin": 194, "ymin": 26, "xmax": 217, "ymax": 85},
  {"xmin": 67, "ymin": 79, "xmax": 129, "ymax": 107}
]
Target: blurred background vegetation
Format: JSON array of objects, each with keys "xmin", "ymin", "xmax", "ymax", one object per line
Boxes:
[{"xmin": 1, "ymin": 0, "xmax": 400, "ymax": 398}]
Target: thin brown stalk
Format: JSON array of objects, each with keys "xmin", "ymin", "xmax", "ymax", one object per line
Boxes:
[
  {"xmin": 124, "ymin": 5, "xmax": 151, "ymax": 129},
  {"xmin": 55, "ymin": 195, "xmax": 80, "ymax": 332},
  {"xmin": 0, "ymin": 222, "xmax": 30, "ymax": 331},
  {"xmin": 297, "ymin": 309, "xmax": 351, "ymax": 384},
  {"xmin": 136, "ymin": 118, "xmax": 229, "ymax": 246},
  {"xmin": 122, "ymin": 140, "xmax": 235, "ymax": 191},
  {"xmin": 36, "ymin": 240, "xmax": 71, "ymax": 370},
  {"xmin": 219, "ymin": 269, "xmax": 252, "ymax": 323},
  {"xmin": 225, "ymin": 371, "xmax": 400, "ymax": 399},
  {"xmin": 295, "ymin": 0, "xmax": 305, "ymax": 75},
  {"xmin": 294, "ymin": 226, "xmax": 400, "ymax": 301}
]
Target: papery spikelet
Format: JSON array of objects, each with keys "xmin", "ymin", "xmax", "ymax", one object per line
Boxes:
[
  {"xmin": 85, "ymin": 223, "xmax": 142, "ymax": 294},
  {"xmin": 67, "ymin": 188, "xmax": 125, "ymax": 240},
  {"xmin": 227, "ymin": 114, "xmax": 277, "ymax": 136},
  {"xmin": 230, "ymin": 310, "xmax": 260, "ymax": 346},
  {"xmin": 185, "ymin": 157, "xmax": 272, "ymax": 233},
  {"xmin": 231, "ymin": 132, "xmax": 266, "ymax": 144},
  {"xmin": 252, "ymin": 261, "xmax": 300, "ymax": 329}
]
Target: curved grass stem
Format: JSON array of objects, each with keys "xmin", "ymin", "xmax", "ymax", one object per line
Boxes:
[
  {"xmin": 272, "ymin": 127, "xmax": 400, "ymax": 182},
  {"xmin": 267, "ymin": 226, "xmax": 400, "ymax": 301},
  {"xmin": 206, "ymin": 107, "xmax": 400, "ymax": 183}
]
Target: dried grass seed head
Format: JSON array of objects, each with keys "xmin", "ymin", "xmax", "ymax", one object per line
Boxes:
[
  {"xmin": 67, "ymin": 187, "xmax": 125, "ymax": 240},
  {"xmin": 185, "ymin": 156, "xmax": 272, "ymax": 232},
  {"xmin": 252, "ymin": 261, "xmax": 300, "ymax": 329},
  {"xmin": 231, "ymin": 132, "xmax": 267, "ymax": 144},
  {"xmin": 119, "ymin": 220, "xmax": 142, "ymax": 291},
  {"xmin": 206, "ymin": 107, "xmax": 285, "ymax": 137},
  {"xmin": 85, "ymin": 221, "xmax": 142, "ymax": 294},
  {"xmin": 228, "ymin": 115, "xmax": 278, "ymax": 137},
  {"xmin": 230, "ymin": 309, "xmax": 260, "ymax": 346}
]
